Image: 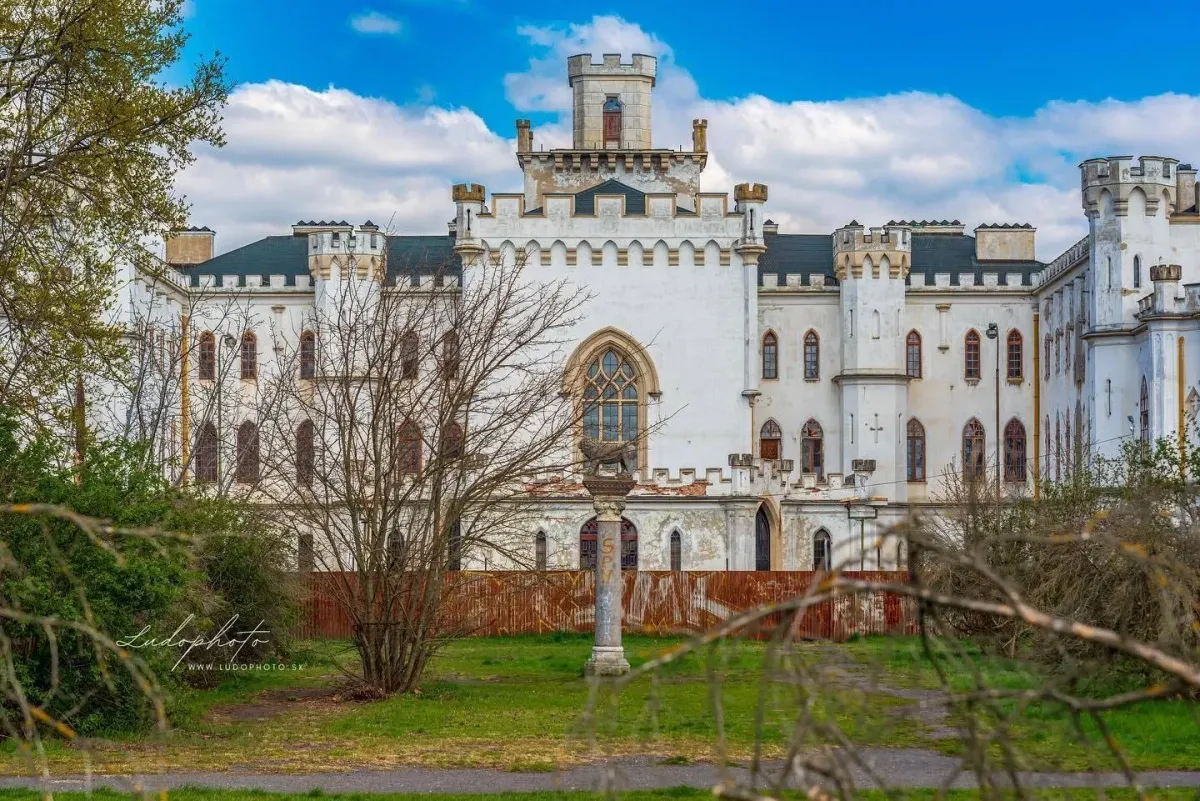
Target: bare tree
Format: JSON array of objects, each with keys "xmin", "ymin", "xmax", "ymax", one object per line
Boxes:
[{"xmin": 253, "ymin": 248, "xmax": 590, "ymax": 695}]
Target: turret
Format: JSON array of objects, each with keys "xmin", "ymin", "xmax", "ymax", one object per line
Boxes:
[
  {"xmin": 566, "ymin": 53, "xmax": 657, "ymax": 150},
  {"xmin": 451, "ymin": 183, "xmax": 486, "ymax": 264},
  {"xmin": 1080, "ymin": 156, "xmax": 1178, "ymax": 329},
  {"xmin": 516, "ymin": 119, "xmax": 533, "ymax": 154}
]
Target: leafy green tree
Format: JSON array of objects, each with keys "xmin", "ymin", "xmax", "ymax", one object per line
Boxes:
[{"xmin": 0, "ymin": 0, "xmax": 229, "ymax": 427}]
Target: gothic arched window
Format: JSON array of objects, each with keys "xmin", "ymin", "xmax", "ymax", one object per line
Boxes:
[
  {"xmin": 235, "ymin": 421, "xmax": 260, "ymax": 483},
  {"xmin": 441, "ymin": 421, "xmax": 464, "ymax": 461},
  {"xmin": 441, "ymin": 331, "xmax": 460, "ymax": 379},
  {"xmin": 760, "ymin": 419, "xmax": 782, "ymax": 460},
  {"xmin": 240, "ymin": 330, "xmax": 257, "ymax": 380},
  {"xmin": 962, "ymin": 418, "xmax": 985, "ymax": 480},
  {"xmin": 1140, "ymin": 378, "xmax": 1149, "ymax": 441},
  {"xmin": 762, "ymin": 332, "xmax": 778, "ymax": 379},
  {"xmin": 199, "ymin": 331, "xmax": 216, "ymax": 380},
  {"xmin": 447, "ymin": 521, "xmax": 462, "ymax": 571},
  {"xmin": 906, "ymin": 330, "xmax": 922, "ymax": 378},
  {"xmin": 399, "ymin": 419, "xmax": 422, "ymax": 474},
  {"xmin": 965, "ymin": 330, "xmax": 981, "ymax": 379},
  {"xmin": 906, "ymin": 418, "xmax": 926, "ymax": 481},
  {"xmin": 801, "ymin": 419, "xmax": 824, "ymax": 476},
  {"xmin": 400, "ymin": 331, "xmax": 419, "ymax": 380},
  {"xmin": 1003, "ymin": 419, "xmax": 1026, "ymax": 482},
  {"xmin": 804, "ymin": 330, "xmax": 820, "ymax": 379},
  {"xmin": 582, "ymin": 348, "xmax": 639, "ymax": 467},
  {"xmin": 195, "ymin": 421, "xmax": 218, "ymax": 483},
  {"xmin": 1133, "ymin": 255, "xmax": 1142, "ymax": 289},
  {"xmin": 813, "ymin": 529, "xmax": 831, "ymax": 572},
  {"xmin": 1006, "ymin": 330, "xmax": 1023, "ymax": 379},
  {"xmin": 299, "ymin": 330, "xmax": 316, "ymax": 379},
  {"xmin": 579, "ymin": 516, "xmax": 638, "ymax": 570},
  {"xmin": 535, "ymin": 531, "xmax": 547, "ymax": 571},
  {"xmin": 670, "ymin": 530, "xmax": 682, "ymax": 571},
  {"xmin": 602, "ymin": 95, "xmax": 622, "ymax": 147},
  {"xmin": 296, "ymin": 420, "xmax": 315, "ymax": 488}
]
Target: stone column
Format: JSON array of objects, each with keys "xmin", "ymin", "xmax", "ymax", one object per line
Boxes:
[{"xmin": 583, "ymin": 476, "xmax": 635, "ymax": 676}]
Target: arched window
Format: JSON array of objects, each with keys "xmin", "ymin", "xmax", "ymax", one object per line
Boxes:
[
  {"xmin": 1133, "ymin": 255, "xmax": 1142, "ymax": 289},
  {"xmin": 579, "ymin": 517, "xmax": 638, "ymax": 570},
  {"xmin": 240, "ymin": 330, "xmax": 257, "ymax": 380},
  {"xmin": 535, "ymin": 531, "xmax": 547, "ymax": 571},
  {"xmin": 760, "ymin": 419, "xmax": 782, "ymax": 460},
  {"xmin": 906, "ymin": 331, "xmax": 922, "ymax": 378},
  {"xmin": 399, "ymin": 419, "xmax": 422, "ymax": 474},
  {"xmin": 441, "ymin": 331, "xmax": 460, "ymax": 379},
  {"xmin": 582, "ymin": 348, "xmax": 639, "ymax": 467},
  {"xmin": 441, "ymin": 421, "xmax": 464, "ymax": 461},
  {"xmin": 602, "ymin": 95, "xmax": 622, "ymax": 147},
  {"xmin": 801, "ymin": 419, "xmax": 824, "ymax": 476},
  {"xmin": 1139, "ymin": 378, "xmax": 1149, "ymax": 441},
  {"xmin": 194, "ymin": 421, "xmax": 218, "ymax": 483},
  {"xmin": 755, "ymin": 506, "xmax": 771, "ymax": 571},
  {"xmin": 1044, "ymin": 336, "xmax": 1051, "ymax": 379},
  {"xmin": 761, "ymin": 332, "xmax": 778, "ymax": 379},
  {"xmin": 1003, "ymin": 419, "xmax": 1026, "ymax": 482},
  {"xmin": 1006, "ymin": 330, "xmax": 1023, "ymax": 379},
  {"xmin": 1055, "ymin": 416, "xmax": 1062, "ymax": 482},
  {"xmin": 906, "ymin": 418, "xmax": 926, "ymax": 481},
  {"xmin": 400, "ymin": 331, "xmax": 419, "ymax": 380},
  {"xmin": 813, "ymin": 529, "xmax": 831, "ymax": 572},
  {"xmin": 871, "ymin": 309, "xmax": 881, "ymax": 339},
  {"xmin": 235, "ymin": 421, "xmax": 260, "ymax": 483},
  {"xmin": 299, "ymin": 330, "xmax": 316, "ymax": 379},
  {"xmin": 447, "ymin": 521, "xmax": 462, "ymax": 571},
  {"xmin": 199, "ymin": 331, "xmax": 216, "ymax": 380},
  {"xmin": 296, "ymin": 420, "xmax": 315, "ymax": 488},
  {"xmin": 962, "ymin": 418, "xmax": 985, "ymax": 480},
  {"xmin": 670, "ymin": 529, "xmax": 682, "ymax": 571},
  {"xmin": 964, "ymin": 330, "xmax": 981, "ymax": 379},
  {"xmin": 804, "ymin": 330, "xmax": 820, "ymax": 380},
  {"xmin": 1065, "ymin": 409, "xmax": 1072, "ymax": 475}
]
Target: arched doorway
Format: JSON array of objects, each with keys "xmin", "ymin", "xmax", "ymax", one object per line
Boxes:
[
  {"xmin": 754, "ymin": 505, "xmax": 771, "ymax": 571},
  {"xmin": 580, "ymin": 517, "xmax": 638, "ymax": 571}
]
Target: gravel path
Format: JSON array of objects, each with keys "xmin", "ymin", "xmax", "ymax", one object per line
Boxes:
[{"xmin": 3, "ymin": 752, "xmax": 1200, "ymax": 795}]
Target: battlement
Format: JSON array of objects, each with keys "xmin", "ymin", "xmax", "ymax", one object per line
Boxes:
[
  {"xmin": 567, "ymin": 53, "xmax": 657, "ymax": 85},
  {"xmin": 1038, "ymin": 235, "xmax": 1089, "ymax": 287},
  {"xmin": 889, "ymin": 219, "xmax": 964, "ymax": 235},
  {"xmin": 452, "ymin": 183, "xmax": 487, "ymax": 203},
  {"xmin": 1151, "ymin": 263, "xmax": 1182, "ymax": 282},
  {"xmin": 1081, "ymin": 155, "xmax": 1179, "ymax": 188},
  {"xmin": 832, "ymin": 221, "xmax": 911, "ymax": 280},
  {"xmin": 734, "ymin": 183, "xmax": 769, "ymax": 202}
]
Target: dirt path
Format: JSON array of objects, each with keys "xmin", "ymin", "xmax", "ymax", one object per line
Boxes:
[{"xmin": 4, "ymin": 753, "xmax": 1200, "ymax": 795}]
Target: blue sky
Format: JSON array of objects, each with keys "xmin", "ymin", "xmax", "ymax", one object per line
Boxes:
[{"xmin": 173, "ymin": 1, "xmax": 1200, "ymax": 257}]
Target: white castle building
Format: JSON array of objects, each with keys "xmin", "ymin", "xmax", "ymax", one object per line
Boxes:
[{"xmin": 109, "ymin": 54, "xmax": 1200, "ymax": 573}]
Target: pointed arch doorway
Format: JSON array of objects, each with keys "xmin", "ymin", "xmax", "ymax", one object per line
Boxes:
[{"xmin": 755, "ymin": 505, "xmax": 772, "ymax": 571}]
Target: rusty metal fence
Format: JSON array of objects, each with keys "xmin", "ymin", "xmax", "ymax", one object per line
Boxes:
[{"xmin": 296, "ymin": 570, "xmax": 916, "ymax": 641}]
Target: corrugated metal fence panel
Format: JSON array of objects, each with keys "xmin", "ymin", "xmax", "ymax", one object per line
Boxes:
[{"xmin": 294, "ymin": 571, "xmax": 916, "ymax": 642}]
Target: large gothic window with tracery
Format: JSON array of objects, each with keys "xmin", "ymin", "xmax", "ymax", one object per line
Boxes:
[{"xmin": 582, "ymin": 348, "xmax": 639, "ymax": 468}]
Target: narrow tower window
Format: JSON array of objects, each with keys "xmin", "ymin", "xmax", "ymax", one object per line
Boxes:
[{"xmin": 602, "ymin": 95, "xmax": 622, "ymax": 148}]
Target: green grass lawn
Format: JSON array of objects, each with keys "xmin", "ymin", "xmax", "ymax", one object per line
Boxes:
[
  {"xmin": 1, "ymin": 633, "xmax": 1195, "ymax": 778},
  {"xmin": 843, "ymin": 635, "xmax": 1200, "ymax": 771}
]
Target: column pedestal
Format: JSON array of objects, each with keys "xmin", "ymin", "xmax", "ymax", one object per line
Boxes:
[{"xmin": 582, "ymin": 476, "xmax": 635, "ymax": 677}]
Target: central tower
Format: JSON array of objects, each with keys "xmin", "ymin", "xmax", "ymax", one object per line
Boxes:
[
  {"xmin": 568, "ymin": 53, "xmax": 656, "ymax": 150},
  {"xmin": 516, "ymin": 53, "xmax": 708, "ymax": 211}
]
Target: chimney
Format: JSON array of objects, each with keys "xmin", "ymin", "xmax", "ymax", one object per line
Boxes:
[
  {"xmin": 973, "ymin": 223, "xmax": 1036, "ymax": 262},
  {"xmin": 1176, "ymin": 163, "xmax": 1197, "ymax": 213},
  {"xmin": 762, "ymin": 219, "xmax": 778, "ymax": 235},
  {"xmin": 165, "ymin": 227, "xmax": 215, "ymax": 267}
]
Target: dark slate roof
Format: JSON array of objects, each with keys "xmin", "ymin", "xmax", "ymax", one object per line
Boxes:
[
  {"xmin": 759, "ymin": 231, "xmax": 1044, "ymax": 287},
  {"xmin": 572, "ymin": 179, "xmax": 646, "ymax": 215},
  {"xmin": 760, "ymin": 233, "xmax": 836, "ymax": 286},
  {"xmin": 182, "ymin": 235, "xmax": 460, "ymax": 288},
  {"xmin": 908, "ymin": 233, "xmax": 1042, "ymax": 286}
]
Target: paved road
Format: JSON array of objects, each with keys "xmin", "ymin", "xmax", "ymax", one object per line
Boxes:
[{"xmin": 4, "ymin": 751, "xmax": 1200, "ymax": 795}]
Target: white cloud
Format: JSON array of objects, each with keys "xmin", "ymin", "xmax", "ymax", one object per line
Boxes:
[
  {"xmin": 349, "ymin": 10, "xmax": 402, "ymax": 35},
  {"xmin": 177, "ymin": 14, "xmax": 1200, "ymax": 261}
]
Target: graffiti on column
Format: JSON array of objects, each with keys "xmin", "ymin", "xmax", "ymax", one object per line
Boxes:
[{"xmin": 599, "ymin": 535, "xmax": 617, "ymax": 585}]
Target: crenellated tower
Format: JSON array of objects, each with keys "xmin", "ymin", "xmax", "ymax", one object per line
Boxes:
[
  {"xmin": 1080, "ymin": 155, "xmax": 1178, "ymax": 330},
  {"xmin": 833, "ymin": 222, "xmax": 913, "ymax": 499}
]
